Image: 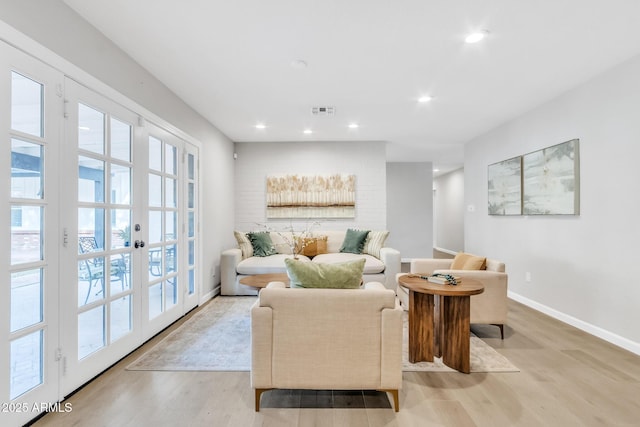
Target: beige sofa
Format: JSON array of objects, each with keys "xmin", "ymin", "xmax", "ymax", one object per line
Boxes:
[
  {"xmin": 397, "ymin": 257, "xmax": 508, "ymax": 338},
  {"xmin": 221, "ymin": 230, "xmax": 401, "ymax": 295},
  {"xmin": 251, "ymin": 282, "xmax": 403, "ymax": 411}
]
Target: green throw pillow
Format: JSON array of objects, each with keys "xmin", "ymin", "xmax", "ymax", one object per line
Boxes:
[
  {"xmin": 339, "ymin": 228, "xmax": 370, "ymax": 254},
  {"xmin": 285, "ymin": 258, "xmax": 365, "ymax": 289},
  {"xmin": 246, "ymin": 232, "xmax": 277, "ymax": 257}
]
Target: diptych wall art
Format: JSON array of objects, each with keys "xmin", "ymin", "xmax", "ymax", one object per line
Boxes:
[
  {"xmin": 488, "ymin": 156, "xmax": 522, "ymax": 215},
  {"xmin": 266, "ymin": 174, "xmax": 356, "ymax": 218},
  {"xmin": 487, "ymin": 139, "xmax": 580, "ymax": 216},
  {"xmin": 523, "ymin": 139, "xmax": 580, "ymax": 215}
]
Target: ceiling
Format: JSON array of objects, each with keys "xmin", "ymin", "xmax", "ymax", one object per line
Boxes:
[{"xmin": 63, "ymin": 0, "xmax": 640, "ymax": 173}]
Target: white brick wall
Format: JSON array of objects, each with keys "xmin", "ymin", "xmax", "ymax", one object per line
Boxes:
[{"xmin": 234, "ymin": 141, "xmax": 387, "ymax": 232}]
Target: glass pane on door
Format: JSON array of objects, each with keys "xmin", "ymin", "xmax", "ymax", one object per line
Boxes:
[
  {"xmin": 11, "ymin": 205, "xmax": 43, "ymax": 265},
  {"xmin": 11, "ymin": 71, "xmax": 43, "ymax": 137},
  {"xmin": 11, "ymin": 138, "xmax": 43, "ymax": 199},
  {"xmin": 78, "ymin": 104, "xmax": 104, "ymax": 154},
  {"xmin": 11, "ymin": 269, "xmax": 43, "ymax": 332},
  {"xmin": 10, "ymin": 331, "xmax": 43, "ymax": 399}
]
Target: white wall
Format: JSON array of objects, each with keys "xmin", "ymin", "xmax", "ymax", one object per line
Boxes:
[
  {"xmin": 434, "ymin": 168, "xmax": 464, "ymax": 252},
  {"xmin": 234, "ymin": 141, "xmax": 386, "ymax": 232},
  {"xmin": 0, "ymin": 0, "xmax": 235, "ymax": 296},
  {"xmin": 464, "ymin": 53, "xmax": 640, "ymax": 354},
  {"xmin": 386, "ymin": 162, "xmax": 433, "ymax": 259}
]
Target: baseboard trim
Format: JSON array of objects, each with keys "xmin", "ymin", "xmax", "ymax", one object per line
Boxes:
[
  {"xmin": 508, "ymin": 291, "xmax": 640, "ymax": 356},
  {"xmin": 199, "ymin": 286, "xmax": 220, "ymax": 306}
]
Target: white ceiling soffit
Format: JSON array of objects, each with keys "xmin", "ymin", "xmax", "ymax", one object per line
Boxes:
[{"xmin": 63, "ymin": 0, "xmax": 640, "ymax": 167}]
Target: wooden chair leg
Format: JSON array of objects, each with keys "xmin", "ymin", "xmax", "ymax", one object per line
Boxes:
[
  {"xmin": 254, "ymin": 388, "xmax": 271, "ymax": 411},
  {"xmin": 378, "ymin": 389, "xmax": 399, "ymax": 412},
  {"xmin": 491, "ymin": 324, "xmax": 504, "ymax": 339}
]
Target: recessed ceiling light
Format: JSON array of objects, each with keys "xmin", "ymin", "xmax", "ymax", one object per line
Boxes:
[
  {"xmin": 465, "ymin": 30, "xmax": 489, "ymax": 44},
  {"xmin": 433, "ymin": 168, "xmax": 440, "ymax": 173},
  {"xmin": 254, "ymin": 123, "xmax": 266, "ymax": 129},
  {"xmin": 303, "ymin": 129, "xmax": 313, "ymax": 134},
  {"xmin": 418, "ymin": 95, "xmax": 433, "ymax": 103},
  {"xmin": 348, "ymin": 123, "xmax": 359, "ymax": 129}
]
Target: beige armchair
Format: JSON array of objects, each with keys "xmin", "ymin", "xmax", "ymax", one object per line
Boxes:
[
  {"xmin": 251, "ymin": 282, "xmax": 403, "ymax": 411},
  {"xmin": 397, "ymin": 257, "xmax": 508, "ymax": 338}
]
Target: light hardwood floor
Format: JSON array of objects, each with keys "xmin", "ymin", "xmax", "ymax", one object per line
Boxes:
[{"xmin": 31, "ymin": 298, "xmax": 640, "ymax": 427}]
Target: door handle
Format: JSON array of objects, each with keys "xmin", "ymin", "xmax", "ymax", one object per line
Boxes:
[{"xmin": 134, "ymin": 240, "xmax": 145, "ymax": 248}]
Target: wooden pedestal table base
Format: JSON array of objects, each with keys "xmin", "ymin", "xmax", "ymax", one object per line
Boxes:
[{"xmin": 398, "ymin": 275, "xmax": 484, "ymax": 373}]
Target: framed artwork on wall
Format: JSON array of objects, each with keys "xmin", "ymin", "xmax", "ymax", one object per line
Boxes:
[
  {"xmin": 522, "ymin": 139, "xmax": 580, "ymax": 215},
  {"xmin": 266, "ymin": 173, "xmax": 356, "ymax": 218},
  {"xmin": 488, "ymin": 156, "xmax": 522, "ymax": 215}
]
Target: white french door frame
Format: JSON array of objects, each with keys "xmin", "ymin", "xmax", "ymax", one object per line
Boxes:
[
  {"xmin": 0, "ymin": 41, "xmax": 63, "ymax": 426},
  {"xmin": 59, "ymin": 79, "xmax": 143, "ymax": 394},
  {"xmin": 1, "ymin": 30, "xmax": 203, "ymax": 426}
]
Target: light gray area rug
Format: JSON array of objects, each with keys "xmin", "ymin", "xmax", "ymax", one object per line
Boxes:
[{"xmin": 127, "ymin": 296, "xmax": 518, "ymax": 373}]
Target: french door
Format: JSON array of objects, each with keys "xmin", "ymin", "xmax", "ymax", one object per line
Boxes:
[
  {"xmin": 0, "ymin": 42, "xmax": 63, "ymax": 426},
  {"xmin": 144, "ymin": 122, "xmax": 199, "ymax": 335},
  {"xmin": 59, "ymin": 80, "xmax": 143, "ymax": 392},
  {"xmin": 1, "ymin": 40, "xmax": 200, "ymax": 426},
  {"xmin": 60, "ymin": 81, "xmax": 200, "ymax": 393}
]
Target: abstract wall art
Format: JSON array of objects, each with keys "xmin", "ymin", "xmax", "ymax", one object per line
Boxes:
[
  {"xmin": 266, "ymin": 174, "xmax": 356, "ymax": 218},
  {"xmin": 522, "ymin": 139, "xmax": 580, "ymax": 215},
  {"xmin": 488, "ymin": 156, "xmax": 522, "ymax": 215}
]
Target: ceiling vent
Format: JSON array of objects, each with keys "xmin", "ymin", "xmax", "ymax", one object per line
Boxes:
[{"xmin": 311, "ymin": 106, "xmax": 335, "ymax": 116}]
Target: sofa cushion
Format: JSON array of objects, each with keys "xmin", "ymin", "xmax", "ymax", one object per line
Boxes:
[
  {"xmin": 247, "ymin": 232, "xmax": 278, "ymax": 257},
  {"xmin": 237, "ymin": 254, "xmax": 311, "ymax": 275},
  {"xmin": 312, "ymin": 253, "xmax": 385, "ymax": 274},
  {"xmin": 340, "ymin": 229, "xmax": 370, "ymax": 254},
  {"xmin": 450, "ymin": 252, "xmax": 486, "ymax": 270},
  {"xmin": 285, "ymin": 258, "xmax": 365, "ymax": 289},
  {"xmin": 234, "ymin": 231, "xmax": 254, "ymax": 259},
  {"xmin": 363, "ymin": 230, "xmax": 389, "ymax": 258}
]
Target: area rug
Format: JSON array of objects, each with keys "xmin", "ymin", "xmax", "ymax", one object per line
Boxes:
[{"xmin": 127, "ymin": 296, "xmax": 518, "ymax": 373}]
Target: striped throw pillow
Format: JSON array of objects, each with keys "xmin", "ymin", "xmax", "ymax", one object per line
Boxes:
[
  {"xmin": 363, "ymin": 230, "xmax": 389, "ymax": 259},
  {"xmin": 234, "ymin": 231, "xmax": 254, "ymax": 259}
]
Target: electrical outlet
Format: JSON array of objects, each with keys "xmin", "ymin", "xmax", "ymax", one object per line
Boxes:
[{"xmin": 525, "ymin": 272, "xmax": 531, "ymax": 282}]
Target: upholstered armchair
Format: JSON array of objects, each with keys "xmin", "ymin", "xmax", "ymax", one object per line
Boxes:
[
  {"xmin": 251, "ymin": 282, "xmax": 403, "ymax": 411},
  {"xmin": 397, "ymin": 256, "xmax": 508, "ymax": 338}
]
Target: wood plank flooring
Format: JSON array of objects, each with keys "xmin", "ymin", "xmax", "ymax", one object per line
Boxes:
[{"xmin": 30, "ymin": 298, "xmax": 640, "ymax": 427}]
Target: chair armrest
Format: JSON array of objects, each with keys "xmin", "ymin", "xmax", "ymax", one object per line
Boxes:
[
  {"xmin": 221, "ymin": 248, "xmax": 242, "ymax": 295},
  {"xmin": 411, "ymin": 258, "xmax": 453, "ymax": 275},
  {"xmin": 379, "ymin": 247, "xmax": 401, "ymax": 291},
  {"xmin": 380, "ymin": 303, "xmax": 403, "ymax": 388},
  {"xmin": 250, "ymin": 304, "xmax": 273, "ymax": 388},
  {"xmin": 436, "ymin": 270, "xmax": 509, "ymax": 324}
]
